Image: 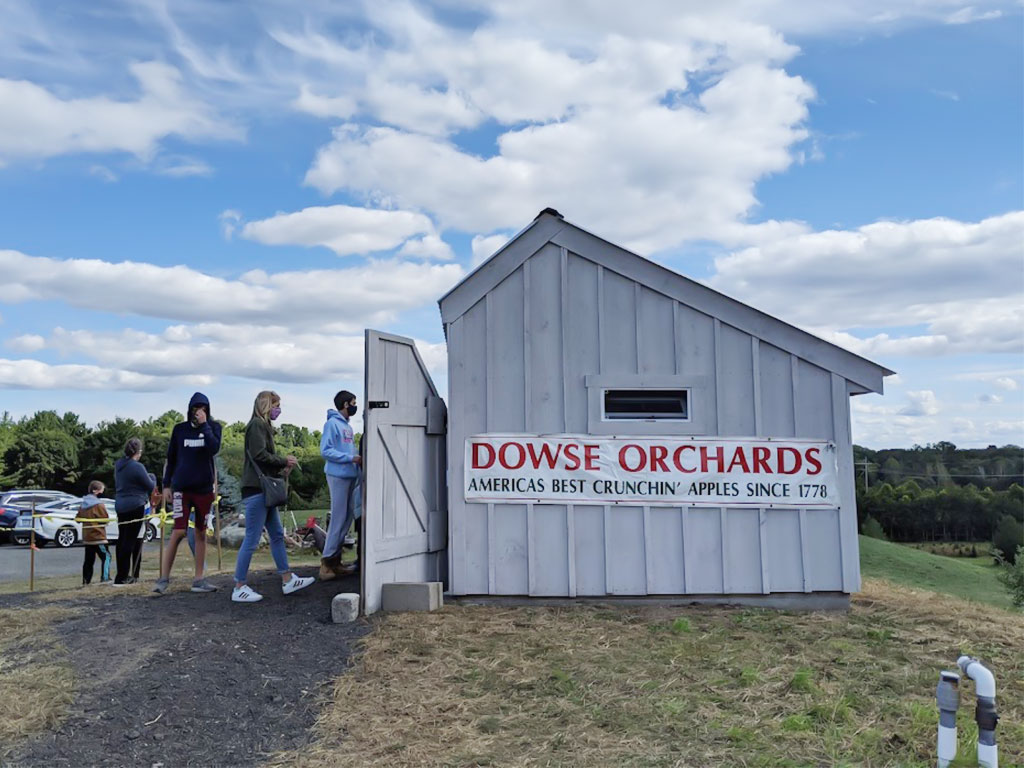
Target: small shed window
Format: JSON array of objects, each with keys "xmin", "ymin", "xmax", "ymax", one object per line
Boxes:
[{"xmin": 602, "ymin": 389, "xmax": 689, "ymax": 421}]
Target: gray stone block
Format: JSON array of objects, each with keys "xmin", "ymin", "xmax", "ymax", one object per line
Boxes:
[
  {"xmin": 219, "ymin": 523, "xmax": 246, "ymax": 548},
  {"xmin": 381, "ymin": 581, "xmax": 443, "ymax": 612},
  {"xmin": 331, "ymin": 592, "xmax": 360, "ymax": 623}
]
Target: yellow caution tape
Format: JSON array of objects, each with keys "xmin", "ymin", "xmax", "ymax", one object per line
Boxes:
[{"xmin": 18, "ymin": 499, "xmax": 223, "ymax": 528}]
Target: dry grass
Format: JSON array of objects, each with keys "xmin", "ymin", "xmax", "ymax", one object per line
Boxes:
[
  {"xmin": 0, "ymin": 605, "xmax": 74, "ymax": 759},
  {"xmin": 280, "ymin": 578, "xmax": 1023, "ymax": 768}
]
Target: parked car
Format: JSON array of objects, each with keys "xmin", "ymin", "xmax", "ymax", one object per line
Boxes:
[
  {"xmin": 31, "ymin": 497, "xmax": 162, "ymax": 548},
  {"xmin": 0, "ymin": 490, "xmax": 77, "ymax": 544}
]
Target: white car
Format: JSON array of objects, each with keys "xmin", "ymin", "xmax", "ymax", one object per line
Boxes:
[{"xmin": 32, "ymin": 498, "xmax": 162, "ymax": 548}]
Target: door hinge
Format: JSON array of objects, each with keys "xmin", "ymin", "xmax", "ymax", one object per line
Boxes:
[{"xmin": 368, "ymin": 400, "xmax": 390, "ymax": 410}]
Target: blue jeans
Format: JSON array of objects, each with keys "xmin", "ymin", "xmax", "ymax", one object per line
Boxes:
[
  {"xmin": 323, "ymin": 475, "xmax": 356, "ymax": 559},
  {"xmin": 234, "ymin": 493, "xmax": 289, "ymax": 583}
]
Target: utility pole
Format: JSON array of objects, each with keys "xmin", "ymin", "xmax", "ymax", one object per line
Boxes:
[{"xmin": 855, "ymin": 461, "xmax": 872, "ymax": 490}]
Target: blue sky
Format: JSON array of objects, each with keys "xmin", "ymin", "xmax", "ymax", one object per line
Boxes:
[{"xmin": 0, "ymin": 0, "xmax": 1021, "ymax": 447}]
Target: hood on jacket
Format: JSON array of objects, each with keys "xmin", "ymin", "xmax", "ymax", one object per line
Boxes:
[
  {"xmin": 326, "ymin": 408, "xmax": 348, "ymax": 421},
  {"xmin": 188, "ymin": 391, "xmax": 212, "ymax": 423},
  {"xmin": 80, "ymin": 494, "xmax": 102, "ymax": 509}
]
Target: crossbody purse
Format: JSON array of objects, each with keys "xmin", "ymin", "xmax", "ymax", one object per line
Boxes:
[{"xmin": 245, "ymin": 448, "xmax": 289, "ymax": 508}]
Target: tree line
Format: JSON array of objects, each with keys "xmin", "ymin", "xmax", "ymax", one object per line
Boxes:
[
  {"xmin": 853, "ymin": 442, "xmax": 1023, "ymax": 563},
  {"xmin": 2, "ymin": 411, "xmax": 1021, "ymax": 551},
  {"xmin": 854, "ymin": 441, "xmax": 1023, "ymax": 491},
  {"xmin": 0, "ymin": 410, "xmax": 339, "ymax": 513}
]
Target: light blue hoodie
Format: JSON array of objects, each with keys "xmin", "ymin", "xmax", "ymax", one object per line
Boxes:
[{"xmin": 321, "ymin": 409, "xmax": 358, "ymax": 478}]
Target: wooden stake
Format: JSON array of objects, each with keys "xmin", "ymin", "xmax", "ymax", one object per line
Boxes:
[
  {"xmin": 29, "ymin": 501, "xmax": 35, "ymax": 592},
  {"xmin": 159, "ymin": 503, "xmax": 165, "ymax": 571},
  {"xmin": 215, "ymin": 497, "xmax": 222, "ymax": 572}
]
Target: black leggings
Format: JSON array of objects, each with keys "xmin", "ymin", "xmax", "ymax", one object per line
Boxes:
[
  {"xmin": 116, "ymin": 512, "xmax": 145, "ymax": 584},
  {"xmin": 83, "ymin": 544, "xmax": 111, "ymax": 584}
]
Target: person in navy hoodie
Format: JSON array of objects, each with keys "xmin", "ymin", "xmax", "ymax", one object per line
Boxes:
[{"xmin": 153, "ymin": 392, "xmax": 222, "ymax": 595}]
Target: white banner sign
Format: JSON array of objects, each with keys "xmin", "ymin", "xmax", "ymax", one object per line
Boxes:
[{"xmin": 465, "ymin": 435, "xmax": 839, "ymax": 507}]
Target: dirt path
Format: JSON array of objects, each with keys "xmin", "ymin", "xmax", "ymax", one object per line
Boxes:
[{"xmin": 9, "ymin": 568, "xmax": 367, "ymax": 767}]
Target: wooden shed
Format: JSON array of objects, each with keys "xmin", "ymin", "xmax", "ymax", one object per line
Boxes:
[{"xmin": 360, "ymin": 209, "xmax": 892, "ymax": 613}]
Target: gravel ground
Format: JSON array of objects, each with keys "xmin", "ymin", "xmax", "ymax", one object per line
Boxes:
[{"xmin": 9, "ymin": 568, "xmax": 367, "ymax": 768}]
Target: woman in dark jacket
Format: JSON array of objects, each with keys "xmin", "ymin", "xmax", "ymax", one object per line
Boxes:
[
  {"xmin": 113, "ymin": 437, "xmax": 156, "ymax": 584},
  {"xmin": 232, "ymin": 390, "xmax": 315, "ymax": 603}
]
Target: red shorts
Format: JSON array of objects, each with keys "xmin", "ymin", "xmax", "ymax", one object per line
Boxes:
[{"xmin": 171, "ymin": 491, "xmax": 215, "ymax": 532}]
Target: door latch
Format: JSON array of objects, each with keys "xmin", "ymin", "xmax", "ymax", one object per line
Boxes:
[{"xmin": 368, "ymin": 400, "xmax": 390, "ymax": 410}]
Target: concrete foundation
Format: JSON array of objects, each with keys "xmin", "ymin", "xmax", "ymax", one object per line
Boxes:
[
  {"xmin": 381, "ymin": 581, "xmax": 444, "ymax": 612},
  {"xmin": 331, "ymin": 592, "xmax": 360, "ymax": 623},
  {"xmin": 453, "ymin": 592, "xmax": 850, "ymax": 612}
]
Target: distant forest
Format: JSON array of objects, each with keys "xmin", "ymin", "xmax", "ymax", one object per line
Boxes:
[{"xmin": 853, "ymin": 442, "xmax": 1023, "ymax": 548}]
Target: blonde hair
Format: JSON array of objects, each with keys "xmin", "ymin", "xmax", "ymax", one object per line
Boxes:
[{"xmin": 251, "ymin": 390, "xmax": 281, "ymax": 423}]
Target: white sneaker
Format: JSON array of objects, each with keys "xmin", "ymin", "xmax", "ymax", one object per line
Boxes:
[
  {"xmin": 282, "ymin": 575, "xmax": 315, "ymax": 595},
  {"xmin": 231, "ymin": 584, "xmax": 263, "ymax": 603}
]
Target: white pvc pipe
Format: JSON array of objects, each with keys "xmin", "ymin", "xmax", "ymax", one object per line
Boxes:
[
  {"xmin": 936, "ymin": 725, "xmax": 956, "ymax": 767},
  {"xmin": 957, "ymin": 656, "xmax": 998, "ymax": 768},
  {"xmin": 936, "ymin": 671, "xmax": 959, "ymax": 768},
  {"xmin": 958, "ymin": 655, "xmax": 996, "ymax": 698},
  {"xmin": 978, "ymin": 743, "xmax": 998, "ymax": 768}
]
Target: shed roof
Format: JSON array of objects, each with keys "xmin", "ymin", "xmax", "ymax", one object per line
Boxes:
[{"xmin": 439, "ymin": 209, "xmax": 894, "ymax": 394}]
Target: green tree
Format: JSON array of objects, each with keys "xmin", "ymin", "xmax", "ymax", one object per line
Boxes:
[
  {"xmin": 0, "ymin": 411, "xmax": 15, "ymax": 478},
  {"xmin": 2, "ymin": 428, "xmax": 79, "ymax": 490},
  {"xmin": 996, "ymin": 545, "xmax": 1024, "ymax": 608},
  {"xmin": 78, "ymin": 417, "xmax": 140, "ymax": 493},
  {"xmin": 861, "ymin": 516, "xmax": 887, "ymax": 541},
  {"xmin": 880, "ymin": 457, "xmax": 902, "ymax": 484},
  {"xmin": 992, "ymin": 515, "xmax": 1023, "ymax": 564}
]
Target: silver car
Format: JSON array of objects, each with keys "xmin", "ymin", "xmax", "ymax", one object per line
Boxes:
[{"xmin": 32, "ymin": 497, "xmax": 162, "ymax": 548}]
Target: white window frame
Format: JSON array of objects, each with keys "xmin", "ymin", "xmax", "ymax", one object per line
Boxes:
[
  {"xmin": 585, "ymin": 374, "xmax": 709, "ymax": 436},
  {"xmin": 600, "ymin": 387, "xmax": 692, "ymax": 423}
]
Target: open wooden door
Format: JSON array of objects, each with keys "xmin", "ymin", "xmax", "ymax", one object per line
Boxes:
[{"xmin": 361, "ymin": 330, "xmax": 448, "ymax": 615}]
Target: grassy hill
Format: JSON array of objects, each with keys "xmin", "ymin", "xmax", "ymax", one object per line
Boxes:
[{"xmin": 859, "ymin": 535, "xmax": 1013, "ymax": 610}]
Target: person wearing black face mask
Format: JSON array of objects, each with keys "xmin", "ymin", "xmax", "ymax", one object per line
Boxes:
[{"xmin": 318, "ymin": 390, "xmax": 361, "ymax": 580}]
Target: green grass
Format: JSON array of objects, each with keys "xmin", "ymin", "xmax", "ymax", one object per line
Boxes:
[{"xmin": 859, "ymin": 535, "xmax": 1012, "ymax": 610}]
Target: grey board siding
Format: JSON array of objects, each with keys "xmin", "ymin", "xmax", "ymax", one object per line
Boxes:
[{"xmin": 446, "ymin": 245, "xmax": 862, "ymax": 597}]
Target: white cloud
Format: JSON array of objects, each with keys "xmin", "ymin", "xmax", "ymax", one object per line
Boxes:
[
  {"xmin": 945, "ymin": 7, "xmax": 1003, "ymax": 24},
  {"xmin": 994, "ymin": 376, "xmax": 1019, "ymax": 391},
  {"xmin": 398, "ymin": 234, "xmax": 455, "ymax": 261},
  {"xmin": 899, "ymin": 390, "xmax": 940, "ymax": 416},
  {"xmin": 952, "ymin": 368, "xmax": 1024, "ymax": 384},
  {"xmin": 6, "ymin": 334, "xmax": 46, "ymax": 352},
  {"xmin": 983, "ymin": 420, "xmax": 1024, "ymax": 438},
  {"xmin": 219, "ymin": 209, "xmax": 242, "ymax": 239},
  {"xmin": 15, "ymin": 323, "xmax": 450, "ymax": 390},
  {"xmin": 471, "ymin": 234, "xmax": 511, "ymax": 267},
  {"xmin": 0, "ymin": 248, "xmax": 464, "ymax": 329},
  {"xmin": 305, "ymin": 59, "xmax": 816, "ymax": 251},
  {"xmin": 43, "ymin": 324, "xmax": 364, "ymax": 384},
  {"xmin": 709, "ymin": 212, "xmax": 1024, "ymax": 357},
  {"xmin": 155, "ymin": 155, "xmax": 213, "ymax": 177},
  {"xmin": 240, "ymin": 204, "xmax": 440, "ymax": 257},
  {"xmin": 0, "ymin": 61, "xmax": 240, "ymax": 164},
  {"xmin": 951, "ymin": 417, "xmax": 976, "ymax": 434},
  {"xmin": 0, "ymin": 357, "xmax": 212, "ymax": 392},
  {"xmin": 293, "ymin": 85, "xmax": 357, "ymax": 120},
  {"xmin": 89, "ymin": 164, "xmax": 118, "ymax": 182},
  {"xmin": 978, "ymin": 394, "xmax": 1003, "ymax": 404}
]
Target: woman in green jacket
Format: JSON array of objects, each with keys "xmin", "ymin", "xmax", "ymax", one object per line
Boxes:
[{"xmin": 232, "ymin": 390, "xmax": 314, "ymax": 603}]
